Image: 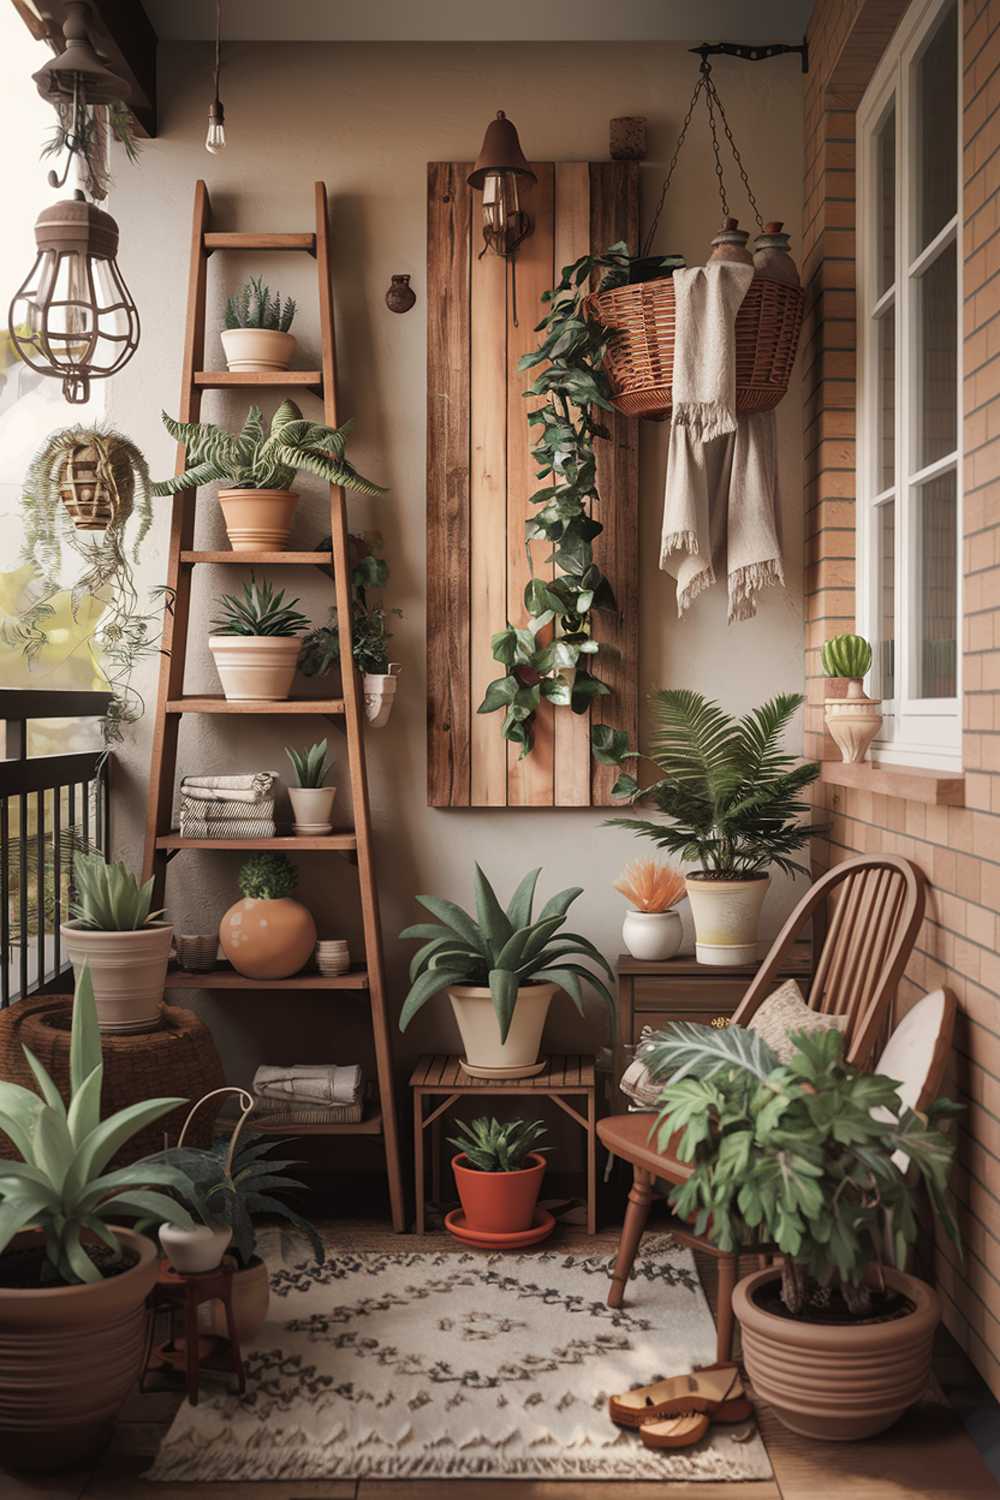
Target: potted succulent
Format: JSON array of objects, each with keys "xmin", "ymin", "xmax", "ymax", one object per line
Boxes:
[
  {"xmin": 209, "ymin": 574, "xmax": 310, "ymax": 702},
  {"xmin": 285, "ymin": 737, "xmax": 336, "ymax": 834},
  {"xmin": 0, "ymin": 966, "xmax": 196, "ymax": 1470},
  {"xmin": 447, "ymin": 1116, "xmax": 550, "ymax": 1243},
  {"xmin": 399, "ymin": 865, "xmax": 614, "ymax": 1079},
  {"xmin": 822, "ymin": 633, "xmax": 882, "ymax": 764},
  {"xmin": 61, "ymin": 851, "xmax": 172, "ymax": 1032},
  {"xmin": 646, "ymin": 1021, "xmax": 960, "ymax": 1441},
  {"xmin": 614, "ymin": 858, "xmax": 686, "ymax": 961},
  {"xmin": 598, "ymin": 690, "xmax": 821, "ymax": 965},
  {"xmin": 300, "ymin": 534, "xmax": 403, "ymax": 726},
  {"xmin": 152, "ymin": 401, "xmax": 384, "ymax": 552},
  {"xmin": 222, "ymin": 274, "xmax": 297, "ymax": 372},
  {"xmin": 219, "ymin": 853, "xmax": 317, "ymax": 980}
]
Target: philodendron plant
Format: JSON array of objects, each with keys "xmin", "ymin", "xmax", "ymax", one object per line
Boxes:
[{"xmin": 399, "ymin": 865, "xmax": 615, "ymax": 1042}]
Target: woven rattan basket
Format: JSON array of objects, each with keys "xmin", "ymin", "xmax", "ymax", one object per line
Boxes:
[
  {"xmin": 587, "ymin": 273, "xmax": 805, "ymax": 420},
  {"xmin": 0, "ymin": 996, "xmax": 225, "ymax": 1165}
]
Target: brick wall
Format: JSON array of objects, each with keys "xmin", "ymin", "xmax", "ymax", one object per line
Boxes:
[{"xmin": 805, "ymin": 0, "xmax": 1000, "ymax": 1398}]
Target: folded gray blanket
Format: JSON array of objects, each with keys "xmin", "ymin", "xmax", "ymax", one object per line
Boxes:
[{"xmin": 253, "ymin": 1063, "xmax": 363, "ymax": 1106}]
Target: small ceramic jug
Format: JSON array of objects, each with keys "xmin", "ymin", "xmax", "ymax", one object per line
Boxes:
[
  {"xmin": 752, "ymin": 221, "xmax": 801, "ymax": 287},
  {"xmin": 708, "ymin": 217, "xmax": 753, "ymax": 266}
]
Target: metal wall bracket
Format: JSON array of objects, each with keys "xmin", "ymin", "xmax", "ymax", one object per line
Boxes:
[{"xmin": 690, "ymin": 40, "xmax": 809, "ymax": 74}]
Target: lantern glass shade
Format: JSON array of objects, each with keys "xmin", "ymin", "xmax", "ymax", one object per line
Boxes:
[{"xmin": 8, "ymin": 194, "xmax": 139, "ymax": 405}]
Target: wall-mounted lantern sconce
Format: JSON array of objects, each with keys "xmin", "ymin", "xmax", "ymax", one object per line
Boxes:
[{"xmin": 468, "ymin": 111, "xmax": 536, "ymax": 323}]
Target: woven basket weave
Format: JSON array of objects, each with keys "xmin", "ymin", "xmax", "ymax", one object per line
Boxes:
[
  {"xmin": 586, "ymin": 273, "xmax": 805, "ymax": 420},
  {"xmin": 0, "ymin": 997, "xmax": 225, "ymax": 1165}
]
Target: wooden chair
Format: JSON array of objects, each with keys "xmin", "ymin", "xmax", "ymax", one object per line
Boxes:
[{"xmin": 597, "ymin": 854, "xmax": 927, "ymax": 1362}]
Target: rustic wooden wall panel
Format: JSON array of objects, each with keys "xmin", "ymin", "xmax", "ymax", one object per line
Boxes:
[{"xmin": 427, "ymin": 159, "xmax": 639, "ymax": 808}]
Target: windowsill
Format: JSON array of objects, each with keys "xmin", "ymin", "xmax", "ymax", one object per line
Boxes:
[{"xmin": 819, "ymin": 759, "xmax": 965, "ymax": 806}]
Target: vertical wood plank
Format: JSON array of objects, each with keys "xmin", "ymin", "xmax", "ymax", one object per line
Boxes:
[
  {"xmin": 470, "ymin": 193, "xmax": 509, "ymax": 806},
  {"xmin": 506, "ymin": 163, "xmax": 555, "ymax": 805},
  {"xmin": 589, "ymin": 161, "xmax": 640, "ymax": 806},
  {"xmin": 554, "ymin": 162, "xmax": 594, "ymax": 807},
  {"xmin": 427, "ymin": 163, "xmax": 472, "ymax": 806}
]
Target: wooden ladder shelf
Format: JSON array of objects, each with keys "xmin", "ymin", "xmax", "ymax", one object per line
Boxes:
[{"xmin": 143, "ymin": 181, "xmax": 405, "ymax": 1231}]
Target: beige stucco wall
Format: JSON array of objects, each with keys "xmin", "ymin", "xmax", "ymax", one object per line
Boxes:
[{"xmin": 107, "ymin": 41, "xmax": 805, "ymax": 1086}]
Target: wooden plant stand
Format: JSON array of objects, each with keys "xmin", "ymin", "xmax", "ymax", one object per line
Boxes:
[
  {"xmin": 410, "ymin": 1054, "xmax": 598, "ymax": 1235},
  {"xmin": 141, "ymin": 1261, "xmax": 246, "ymax": 1407}
]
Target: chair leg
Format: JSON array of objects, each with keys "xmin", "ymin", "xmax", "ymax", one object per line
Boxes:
[
  {"xmin": 715, "ymin": 1253, "xmax": 737, "ymax": 1364},
  {"xmin": 608, "ymin": 1167, "xmax": 654, "ymax": 1309}
]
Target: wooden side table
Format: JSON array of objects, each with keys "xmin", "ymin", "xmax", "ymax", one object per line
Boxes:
[
  {"xmin": 410, "ymin": 1054, "xmax": 598, "ymax": 1235},
  {"xmin": 141, "ymin": 1260, "xmax": 246, "ymax": 1407}
]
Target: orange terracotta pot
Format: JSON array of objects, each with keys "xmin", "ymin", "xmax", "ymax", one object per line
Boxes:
[
  {"xmin": 219, "ymin": 896, "xmax": 317, "ymax": 979},
  {"xmin": 217, "ymin": 488, "xmax": 298, "ymax": 551},
  {"xmin": 452, "ymin": 1152, "xmax": 546, "ymax": 1234}
]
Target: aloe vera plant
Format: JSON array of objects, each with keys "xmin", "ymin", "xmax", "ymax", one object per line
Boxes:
[
  {"xmin": 70, "ymin": 851, "xmax": 164, "ymax": 931},
  {"xmin": 225, "ymin": 275, "xmax": 296, "ymax": 333},
  {"xmin": 0, "ymin": 966, "xmax": 195, "ymax": 1284},
  {"xmin": 399, "ymin": 865, "xmax": 615, "ymax": 1042},
  {"xmin": 211, "ymin": 575, "xmax": 310, "ymax": 637},
  {"xmin": 285, "ymin": 738, "xmax": 331, "ymax": 788},
  {"xmin": 448, "ymin": 1116, "xmax": 549, "ymax": 1172},
  {"xmin": 821, "ymin": 633, "xmax": 872, "ymax": 679}
]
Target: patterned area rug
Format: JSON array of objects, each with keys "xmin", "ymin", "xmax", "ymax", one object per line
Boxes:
[{"xmin": 150, "ymin": 1234, "xmax": 772, "ymax": 1482}]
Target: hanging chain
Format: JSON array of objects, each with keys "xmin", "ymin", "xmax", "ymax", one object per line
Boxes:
[
  {"xmin": 641, "ymin": 62, "xmax": 708, "ymax": 258},
  {"xmin": 704, "ymin": 72, "xmax": 730, "ymax": 220},
  {"xmin": 705, "ymin": 71, "xmax": 765, "ymax": 231}
]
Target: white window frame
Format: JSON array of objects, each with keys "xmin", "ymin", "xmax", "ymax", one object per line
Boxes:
[{"xmin": 856, "ymin": 0, "xmax": 963, "ymax": 771}]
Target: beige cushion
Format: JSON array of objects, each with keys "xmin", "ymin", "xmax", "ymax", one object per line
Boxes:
[{"xmin": 748, "ymin": 978, "xmax": 848, "ymax": 1064}]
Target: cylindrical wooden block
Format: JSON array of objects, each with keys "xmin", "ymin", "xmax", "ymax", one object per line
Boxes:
[{"xmin": 609, "ymin": 116, "xmax": 647, "ymax": 161}]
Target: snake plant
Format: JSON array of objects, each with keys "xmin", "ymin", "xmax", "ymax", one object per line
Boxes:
[
  {"xmin": 0, "ymin": 966, "xmax": 195, "ymax": 1284},
  {"xmin": 399, "ymin": 865, "xmax": 615, "ymax": 1042},
  {"xmin": 448, "ymin": 1116, "xmax": 549, "ymax": 1173},
  {"xmin": 285, "ymin": 738, "xmax": 331, "ymax": 788},
  {"xmin": 151, "ymin": 400, "xmax": 385, "ymax": 497},
  {"xmin": 821, "ymin": 633, "xmax": 872, "ymax": 679},
  {"xmin": 70, "ymin": 851, "xmax": 164, "ymax": 931}
]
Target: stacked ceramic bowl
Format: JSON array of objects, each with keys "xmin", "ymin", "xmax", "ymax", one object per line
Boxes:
[
  {"xmin": 315, "ymin": 939, "xmax": 350, "ymax": 977},
  {"xmin": 174, "ymin": 934, "xmax": 220, "ymax": 972}
]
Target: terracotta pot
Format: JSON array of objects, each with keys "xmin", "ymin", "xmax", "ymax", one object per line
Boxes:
[
  {"xmin": 201, "ymin": 1257, "xmax": 270, "ymax": 1341},
  {"xmin": 622, "ymin": 909, "xmax": 682, "ymax": 961},
  {"xmin": 823, "ymin": 677, "xmax": 861, "ymax": 700},
  {"xmin": 219, "ymin": 895, "xmax": 317, "ymax": 979},
  {"xmin": 159, "ymin": 1223, "xmax": 232, "ymax": 1274},
  {"xmin": 452, "ymin": 1152, "xmax": 546, "ymax": 1234},
  {"xmin": 288, "ymin": 785, "xmax": 337, "ymax": 834},
  {"xmin": 217, "ymin": 488, "xmax": 298, "ymax": 551},
  {"xmin": 448, "ymin": 982, "xmax": 556, "ymax": 1079},
  {"xmin": 363, "ymin": 664, "xmax": 400, "ymax": 726},
  {"xmin": 0, "ymin": 1226, "xmax": 158, "ymax": 1471},
  {"xmin": 60, "ymin": 920, "xmax": 172, "ymax": 1032},
  {"xmin": 684, "ymin": 873, "xmax": 769, "ymax": 965},
  {"xmin": 733, "ymin": 1266, "xmax": 939, "ymax": 1441},
  {"xmin": 209, "ymin": 635, "xmax": 301, "ymax": 702},
  {"xmin": 825, "ymin": 680, "xmax": 882, "ymax": 764},
  {"xmin": 220, "ymin": 327, "xmax": 297, "ymax": 373}
]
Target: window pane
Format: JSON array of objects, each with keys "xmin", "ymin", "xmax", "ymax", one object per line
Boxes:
[
  {"xmin": 914, "ymin": 471, "xmax": 957, "ymax": 699},
  {"xmin": 877, "ymin": 309, "xmax": 895, "ymax": 490},
  {"xmin": 916, "ymin": 0, "xmax": 958, "ymax": 251},
  {"xmin": 878, "ymin": 500, "xmax": 896, "ymax": 701},
  {"xmin": 917, "ymin": 239, "xmax": 957, "ymax": 468},
  {"xmin": 876, "ymin": 102, "xmax": 895, "ymax": 296}
]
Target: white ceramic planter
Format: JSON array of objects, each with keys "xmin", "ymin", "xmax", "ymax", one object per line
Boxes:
[
  {"xmin": 288, "ymin": 785, "xmax": 337, "ymax": 834},
  {"xmin": 221, "ymin": 327, "xmax": 297, "ymax": 373},
  {"xmin": 825, "ymin": 680, "xmax": 882, "ymax": 764},
  {"xmin": 684, "ymin": 873, "xmax": 770, "ymax": 966},
  {"xmin": 209, "ymin": 635, "xmax": 301, "ymax": 701},
  {"xmin": 60, "ymin": 921, "xmax": 173, "ymax": 1032},
  {"xmin": 448, "ymin": 982, "xmax": 556, "ymax": 1079},
  {"xmin": 159, "ymin": 1223, "xmax": 233, "ymax": 1275},
  {"xmin": 217, "ymin": 488, "xmax": 298, "ymax": 551},
  {"xmin": 622, "ymin": 908, "xmax": 683, "ymax": 961},
  {"xmin": 363, "ymin": 664, "xmax": 401, "ymax": 726}
]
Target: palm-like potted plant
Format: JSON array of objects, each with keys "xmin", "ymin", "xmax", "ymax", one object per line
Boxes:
[
  {"xmin": 209, "ymin": 574, "xmax": 310, "ymax": 702},
  {"xmin": 597, "ymin": 690, "xmax": 821, "ymax": 964},
  {"xmin": 222, "ymin": 274, "xmax": 298, "ymax": 373},
  {"xmin": 285, "ymin": 737, "xmax": 335, "ymax": 834},
  {"xmin": 645, "ymin": 1021, "xmax": 960, "ymax": 1441},
  {"xmin": 399, "ymin": 865, "xmax": 614, "ymax": 1078},
  {"xmin": 219, "ymin": 853, "xmax": 317, "ymax": 980},
  {"xmin": 0, "ymin": 966, "xmax": 196, "ymax": 1470},
  {"xmin": 447, "ymin": 1116, "xmax": 551, "ymax": 1245},
  {"xmin": 60, "ymin": 851, "xmax": 172, "ymax": 1032},
  {"xmin": 152, "ymin": 401, "xmax": 384, "ymax": 552}
]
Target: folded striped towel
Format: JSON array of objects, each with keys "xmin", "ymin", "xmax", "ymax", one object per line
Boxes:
[
  {"xmin": 178, "ymin": 814, "xmax": 277, "ymax": 839},
  {"xmin": 178, "ymin": 798, "xmax": 277, "ymax": 823},
  {"xmin": 179, "ymin": 772, "xmax": 278, "ymax": 804},
  {"xmin": 250, "ymin": 1096, "xmax": 364, "ymax": 1125},
  {"xmin": 253, "ymin": 1063, "xmax": 363, "ymax": 1106}
]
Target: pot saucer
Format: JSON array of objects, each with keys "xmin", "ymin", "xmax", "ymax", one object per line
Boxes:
[
  {"xmin": 443, "ymin": 1207, "xmax": 556, "ymax": 1249},
  {"xmin": 459, "ymin": 1058, "xmax": 547, "ymax": 1080}
]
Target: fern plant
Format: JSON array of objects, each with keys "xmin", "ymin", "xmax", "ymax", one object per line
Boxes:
[
  {"xmin": 596, "ymin": 690, "xmax": 822, "ymax": 880},
  {"xmin": 224, "ymin": 275, "xmax": 296, "ymax": 333},
  {"xmin": 285, "ymin": 738, "xmax": 331, "ymax": 788},
  {"xmin": 239, "ymin": 854, "xmax": 297, "ymax": 901},
  {"xmin": 70, "ymin": 852, "xmax": 164, "ymax": 931},
  {"xmin": 211, "ymin": 575, "xmax": 310, "ymax": 637},
  {"xmin": 448, "ymin": 1116, "xmax": 549, "ymax": 1172},
  {"xmin": 151, "ymin": 401, "xmax": 385, "ymax": 497}
]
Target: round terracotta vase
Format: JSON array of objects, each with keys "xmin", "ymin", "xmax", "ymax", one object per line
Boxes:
[
  {"xmin": 219, "ymin": 895, "xmax": 317, "ymax": 979},
  {"xmin": 452, "ymin": 1152, "xmax": 546, "ymax": 1234},
  {"xmin": 448, "ymin": 982, "xmax": 556, "ymax": 1079},
  {"xmin": 209, "ymin": 635, "xmax": 301, "ymax": 702},
  {"xmin": 0, "ymin": 1227, "xmax": 158, "ymax": 1471},
  {"xmin": 217, "ymin": 488, "xmax": 299, "ymax": 551},
  {"xmin": 733, "ymin": 1266, "xmax": 940, "ymax": 1441},
  {"xmin": 201, "ymin": 1258, "xmax": 270, "ymax": 1341},
  {"xmin": 684, "ymin": 872, "xmax": 769, "ymax": 965},
  {"xmin": 60, "ymin": 920, "xmax": 172, "ymax": 1032}
]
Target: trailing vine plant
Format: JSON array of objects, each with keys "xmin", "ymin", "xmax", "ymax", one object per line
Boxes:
[{"xmin": 477, "ymin": 242, "xmax": 631, "ymax": 758}]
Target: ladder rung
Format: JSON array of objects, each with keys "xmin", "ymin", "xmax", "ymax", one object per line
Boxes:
[
  {"xmin": 194, "ymin": 371, "xmax": 323, "ymax": 390},
  {"xmin": 157, "ymin": 834, "xmax": 357, "ymax": 852},
  {"xmin": 165, "ymin": 696, "xmax": 345, "ymax": 715},
  {"xmin": 204, "ymin": 232, "xmax": 316, "ymax": 253},
  {"xmin": 181, "ymin": 551, "xmax": 332, "ymax": 566}
]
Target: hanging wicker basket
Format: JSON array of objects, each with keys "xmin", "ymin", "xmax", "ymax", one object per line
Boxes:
[
  {"xmin": 57, "ymin": 440, "xmax": 133, "ymax": 530},
  {"xmin": 586, "ymin": 273, "xmax": 804, "ymax": 421}
]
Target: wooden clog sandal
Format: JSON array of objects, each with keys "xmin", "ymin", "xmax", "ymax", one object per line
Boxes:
[
  {"xmin": 608, "ymin": 1363, "xmax": 746, "ymax": 1429},
  {"xmin": 638, "ymin": 1412, "xmax": 710, "ymax": 1450}
]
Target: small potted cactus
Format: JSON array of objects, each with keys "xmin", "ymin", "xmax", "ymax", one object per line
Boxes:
[
  {"xmin": 285, "ymin": 737, "xmax": 336, "ymax": 834},
  {"xmin": 221, "ymin": 274, "xmax": 297, "ymax": 372},
  {"xmin": 822, "ymin": 633, "xmax": 882, "ymax": 764},
  {"xmin": 61, "ymin": 852, "xmax": 172, "ymax": 1032},
  {"xmin": 219, "ymin": 853, "xmax": 317, "ymax": 979}
]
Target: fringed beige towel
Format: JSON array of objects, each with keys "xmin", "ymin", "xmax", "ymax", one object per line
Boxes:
[{"xmin": 670, "ymin": 262, "xmax": 753, "ymax": 441}]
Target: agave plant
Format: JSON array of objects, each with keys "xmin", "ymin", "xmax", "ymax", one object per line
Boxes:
[
  {"xmin": 0, "ymin": 966, "xmax": 195, "ymax": 1284},
  {"xmin": 399, "ymin": 865, "xmax": 614, "ymax": 1042},
  {"xmin": 151, "ymin": 401, "xmax": 384, "ymax": 497},
  {"xmin": 70, "ymin": 851, "xmax": 164, "ymax": 931},
  {"xmin": 211, "ymin": 575, "xmax": 310, "ymax": 637},
  {"xmin": 225, "ymin": 275, "xmax": 296, "ymax": 333},
  {"xmin": 285, "ymin": 738, "xmax": 331, "ymax": 788},
  {"xmin": 448, "ymin": 1116, "xmax": 549, "ymax": 1173},
  {"xmin": 821, "ymin": 633, "xmax": 872, "ymax": 679}
]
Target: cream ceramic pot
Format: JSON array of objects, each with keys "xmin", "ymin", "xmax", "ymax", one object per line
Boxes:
[
  {"xmin": 220, "ymin": 327, "xmax": 296, "ymax": 373},
  {"xmin": 288, "ymin": 785, "xmax": 337, "ymax": 834},
  {"xmin": 825, "ymin": 679, "xmax": 882, "ymax": 764},
  {"xmin": 60, "ymin": 921, "xmax": 172, "ymax": 1031},
  {"xmin": 209, "ymin": 635, "xmax": 301, "ymax": 702},
  {"xmin": 217, "ymin": 488, "xmax": 298, "ymax": 551},
  {"xmin": 622, "ymin": 908, "xmax": 683, "ymax": 961},
  {"xmin": 448, "ymin": 982, "xmax": 557, "ymax": 1079},
  {"xmin": 159, "ymin": 1223, "xmax": 232, "ymax": 1275},
  {"xmin": 684, "ymin": 873, "xmax": 769, "ymax": 966},
  {"xmin": 363, "ymin": 664, "xmax": 401, "ymax": 726}
]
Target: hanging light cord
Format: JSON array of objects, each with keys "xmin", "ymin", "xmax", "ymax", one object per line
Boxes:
[{"xmin": 213, "ymin": 0, "xmax": 223, "ymax": 105}]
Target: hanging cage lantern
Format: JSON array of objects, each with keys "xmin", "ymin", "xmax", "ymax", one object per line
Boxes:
[{"xmin": 9, "ymin": 190, "xmax": 140, "ymax": 405}]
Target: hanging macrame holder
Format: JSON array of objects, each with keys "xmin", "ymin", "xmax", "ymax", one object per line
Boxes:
[
  {"xmin": 177, "ymin": 1086, "xmax": 256, "ymax": 1173},
  {"xmin": 586, "ymin": 55, "xmax": 805, "ymax": 421}
]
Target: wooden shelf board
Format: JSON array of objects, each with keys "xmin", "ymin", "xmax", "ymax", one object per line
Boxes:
[
  {"xmin": 166, "ymin": 696, "xmax": 345, "ymax": 715},
  {"xmin": 203, "ymin": 232, "xmax": 315, "ymax": 253},
  {"xmin": 252, "ymin": 1110, "xmax": 383, "ymax": 1137},
  {"xmin": 181, "ymin": 551, "xmax": 332, "ymax": 566},
  {"xmin": 820, "ymin": 760, "xmax": 965, "ymax": 807},
  {"xmin": 166, "ymin": 963, "xmax": 368, "ymax": 990},
  {"xmin": 157, "ymin": 833, "xmax": 357, "ymax": 851},
  {"xmin": 194, "ymin": 371, "xmax": 322, "ymax": 389}
]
